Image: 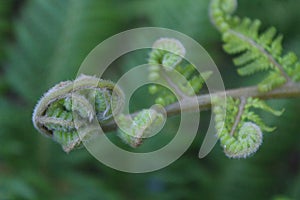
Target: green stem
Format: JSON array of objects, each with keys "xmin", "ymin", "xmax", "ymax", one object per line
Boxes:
[
  {"xmin": 102, "ymin": 82, "xmax": 300, "ymax": 132},
  {"xmin": 229, "ymin": 96, "xmax": 246, "ymax": 136}
]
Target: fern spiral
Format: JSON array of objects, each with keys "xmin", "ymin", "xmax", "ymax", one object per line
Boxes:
[
  {"xmin": 32, "ymin": 74, "xmax": 124, "ymax": 152},
  {"xmin": 148, "ymin": 37, "xmax": 186, "ymax": 73},
  {"xmin": 221, "ymin": 122, "xmax": 262, "ymax": 159},
  {"xmin": 117, "ymin": 108, "xmax": 165, "ymax": 148},
  {"xmin": 148, "ymin": 38, "xmax": 212, "ymax": 106},
  {"xmin": 213, "ymin": 96, "xmax": 283, "ymax": 158}
]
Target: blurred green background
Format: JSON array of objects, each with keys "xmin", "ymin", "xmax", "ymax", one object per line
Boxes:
[{"xmin": 0, "ymin": 0, "xmax": 299, "ymax": 199}]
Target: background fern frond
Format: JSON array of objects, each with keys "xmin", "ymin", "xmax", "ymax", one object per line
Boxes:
[
  {"xmin": 0, "ymin": 0, "xmax": 13, "ymax": 62},
  {"xmin": 5, "ymin": 0, "xmax": 127, "ymax": 103},
  {"xmin": 210, "ymin": 0, "xmax": 300, "ymax": 92}
]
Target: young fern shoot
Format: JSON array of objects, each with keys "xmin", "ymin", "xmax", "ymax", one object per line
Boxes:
[
  {"xmin": 212, "ymin": 97, "xmax": 283, "ymax": 158},
  {"xmin": 32, "ymin": 74, "xmax": 125, "ymax": 152},
  {"xmin": 148, "ymin": 38, "xmax": 212, "ymax": 106},
  {"xmin": 32, "ymin": 0, "xmax": 300, "ymax": 160}
]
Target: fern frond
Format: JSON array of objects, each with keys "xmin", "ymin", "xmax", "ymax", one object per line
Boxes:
[
  {"xmin": 237, "ymin": 57, "xmax": 270, "ymax": 76},
  {"xmin": 210, "ymin": 0, "xmax": 300, "ymax": 92},
  {"xmin": 246, "ymin": 97, "xmax": 284, "ymax": 116},
  {"xmin": 257, "ymin": 72, "xmax": 287, "ymax": 93},
  {"xmin": 213, "ymin": 96, "xmax": 283, "ymax": 158}
]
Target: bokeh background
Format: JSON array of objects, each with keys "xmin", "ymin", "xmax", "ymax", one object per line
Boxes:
[{"xmin": 0, "ymin": 0, "xmax": 300, "ymax": 199}]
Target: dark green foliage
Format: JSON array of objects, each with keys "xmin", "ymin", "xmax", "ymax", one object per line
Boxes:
[
  {"xmin": 0, "ymin": 0, "xmax": 13, "ymax": 61},
  {"xmin": 5, "ymin": 0, "xmax": 126, "ymax": 103}
]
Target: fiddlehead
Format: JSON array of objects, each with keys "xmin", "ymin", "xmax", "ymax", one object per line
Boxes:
[
  {"xmin": 33, "ymin": 74, "xmax": 166, "ymax": 151},
  {"xmin": 148, "ymin": 38, "xmax": 186, "ymax": 72},
  {"xmin": 148, "ymin": 38, "xmax": 212, "ymax": 106},
  {"xmin": 117, "ymin": 108, "xmax": 165, "ymax": 148},
  {"xmin": 210, "ymin": 0, "xmax": 300, "ymax": 92},
  {"xmin": 32, "ymin": 74, "xmax": 124, "ymax": 152},
  {"xmin": 213, "ymin": 96, "xmax": 283, "ymax": 158}
]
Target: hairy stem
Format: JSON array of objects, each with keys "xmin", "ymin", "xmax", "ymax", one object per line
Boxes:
[
  {"xmin": 102, "ymin": 82, "xmax": 300, "ymax": 132},
  {"xmin": 229, "ymin": 96, "xmax": 246, "ymax": 136},
  {"xmin": 160, "ymin": 69, "xmax": 188, "ymax": 99}
]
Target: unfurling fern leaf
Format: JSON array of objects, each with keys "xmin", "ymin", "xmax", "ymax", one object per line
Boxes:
[
  {"xmin": 222, "ymin": 122, "xmax": 263, "ymax": 159},
  {"xmin": 149, "ymin": 38, "xmax": 186, "ymax": 71},
  {"xmin": 117, "ymin": 108, "xmax": 165, "ymax": 148},
  {"xmin": 33, "ymin": 74, "xmax": 166, "ymax": 151},
  {"xmin": 32, "ymin": 74, "xmax": 124, "ymax": 153},
  {"xmin": 210, "ymin": 0, "xmax": 300, "ymax": 92},
  {"xmin": 213, "ymin": 96, "xmax": 283, "ymax": 158},
  {"xmin": 148, "ymin": 38, "xmax": 212, "ymax": 106}
]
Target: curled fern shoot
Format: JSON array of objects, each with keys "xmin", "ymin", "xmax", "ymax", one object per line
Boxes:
[
  {"xmin": 117, "ymin": 108, "xmax": 165, "ymax": 148},
  {"xmin": 148, "ymin": 38, "xmax": 186, "ymax": 72},
  {"xmin": 148, "ymin": 38, "xmax": 212, "ymax": 106},
  {"xmin": 210, "ymin": 0, "xmax": 300, "ymax": 92},
  {"xmin": 33, "ymin": 74, "xmax": 166, "ymax": 151},
  {"xmin": 32, "ymin": 74, "xmax": 124, "ymax": 153},
  {"xmin": 213, "ymin": 96, "xmax": 283, "ymax": 158}
]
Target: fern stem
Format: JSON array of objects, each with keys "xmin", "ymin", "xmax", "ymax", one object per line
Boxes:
[
  {"xmin": 102, "ymin": 82, "xmax": 300, "ymax": 132},
  {"xmin": 229, "ymin": 96, "xmax": 246, "ymax": 136},
  {"xmin": 229, "ymin": 30, "xmax": 292, "ymax": 82},
  {"xmin": 160, "ymin": 69, "xmax": 188, "ymax": 99}
]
